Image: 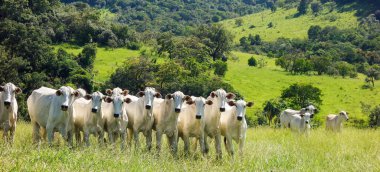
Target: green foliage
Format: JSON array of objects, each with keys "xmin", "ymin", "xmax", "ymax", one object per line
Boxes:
[
  {"xmin": 214, "ymin": 60, "xmax": 228, "ymax": 77},
  {"xmin": 368, "ymin": 105, "xmax": 380, "ymax": 128},
  {"xmin": 281, "ymin": 83, "xmax": 322, "ymax": 109},
  {"xmin": 297, "ymin": 0, "xmax": 310, "ymax": 15},
  {"xmin": 248, "ymin": 56, "xmax": 257, "ymax": 67},
  {"xmin": 235, "ymin": 18, "xmax": 244, "ymax": 27},
  {"xmin": 311, "ymin": 2, "xmax": 322, "ymax": 15},
  {"xmin": 77, "ymin": 43, "xmax": 97, "ymax": 69},
  {"xmin": 263, "ymin": 98, "xmax": 287, "ymax": 126},
  {"xmin": 267, "ymin": 22, "xmax": 274, "ymax": 28}
]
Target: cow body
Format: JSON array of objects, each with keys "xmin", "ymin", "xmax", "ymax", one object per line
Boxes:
[
  {"xmin": 280, "ymin": 105, "xmax": 316, "ymax": 128},
  {"xmin": 326, "ymin": 111, "xmax": 349, "ymax": 132},
  {"xmin": 220, "ymin": 100, "xmax": 253, "ymax": 156},
  {"xmin": 289, "ymin": 113, "xmax": 312, "ymax": 135},
  {"xmin": 27, "ymin": 86, "xmax": 79, "ymax": 145},
  {"xmin": 0, "ymin": 83, "xmax": 21, "ymax": 143}
]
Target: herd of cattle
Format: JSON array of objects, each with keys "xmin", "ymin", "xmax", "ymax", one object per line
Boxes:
[{"xmin": 0, "ymin": 82, "xmax": 349, "ymax": 157}]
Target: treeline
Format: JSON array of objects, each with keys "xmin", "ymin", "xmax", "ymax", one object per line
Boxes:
[
  {"xmin": 239, "ymin": 13, "xmax": 380, "ymax": 84},
  {"xmin": 60, "ymin": 0, "xmax": 286, "ymax": 35}
]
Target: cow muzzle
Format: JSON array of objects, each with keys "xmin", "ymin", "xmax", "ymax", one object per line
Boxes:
[
  {"xmin": 305, "ymin": 120, "xmax": 309, "ymax": 124},
  {"xmin": 237, "ymin": 116, "xmax": 243, "ymax": 121},
  {"xmin": 4, "ymin": 101, "xmax": 10, "ymax": 108},
  {"xmin": 61, "ymin": 105, "xmax": 68, "ymax": 111},
  {"xmin": 114, "ymin": 113, "xmax": 120, "ymax": 118},
  {"xmin": 196, "ymin": 115, "xmax": 201, "ymax": 119},
  {"xmin": 92, "ymin": 108, "xmax": 98, "ymax": 113},
  {"xmin": 145, "ymin": 105, "xmax": 151, "ymax": 110},
  {"xmin": 175, "ymin": 108, "xmax": 181, "ymax": 113},
  {"xmin": 220, "ymin": 107, "xmax": 225, "ymax": 112}
]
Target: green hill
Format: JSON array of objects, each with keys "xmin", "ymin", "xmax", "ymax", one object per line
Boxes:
[
  {"xmin": 220, "ymin": 7, "xmax": 359, "ymax": 42},
  {"xmin": 225, "ymin": 51, "xmax": 380, "ymax": 124}
]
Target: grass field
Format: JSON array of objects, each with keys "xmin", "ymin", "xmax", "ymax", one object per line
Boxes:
[
  {"xmin": 220, "ymin": 7, "xmax": 358, "ymax": 42},
  {"xmin": 225, "ymin": 51, "xmax": 380, "ymax": 123},
  {"xmin": 0, "ymin": 122, "xmax": 379, "ymax": 171}
]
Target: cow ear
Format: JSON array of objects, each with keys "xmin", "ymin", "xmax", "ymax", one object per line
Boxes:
[
  {"xmin": 56, "ymin": 90, "xmax": 62, "ymax": 96},
  {"xmin": 124, "ymin": 98, "xmax": 132, "ymax": 104},
  {"xmin": 15, "ymin": 87, "xmax": 22, "ymax": 94},
  {"xmin": 0, "ymin": 86, "xmax": 4, "ymax": 92},
  {"xmin": 186, "ymin": 100, "xmax": 194, "ymax": 105},
  {"xmin": 206, "ymin": 100, "xmax": 213, "ymax": 105},
  {"xmin": 228, "ymin": 101, "xmax": 235, "ymax": 106},
  {"xmin": 137, "ymin": 91, "xmax": 145, "ymax": 97},
  {"xmin": 155, "ymin": 92, "xmax": 162, "ymax": 98},
  {"xmin": 310, "ymin": 114, "xmax": 314, "ymax": 118},
  {"xmin": 166, "ymin": 94, "xmax": 173, "ymax": 99},
  {"xmin": 105, "ymin": 97, "xmax": 113, "ymax": 103},
  {"xmin": 246, "ymin": 102, "xmax": 254, "ymax": 107},
  {"xmin": 300, "ymin": 108, "xmax": 306, "ymax": 115},
  {"xmin": 73, "ymin": 91, "xmax": 80, "ymax": 97},
  {"xmin": 106, "ymin": 89, "xmax": 113, "ymax": 95},
  {"xmin": 183, "ymin": 95, "xmax": 191, "ymax": 101},
  {"xmin": 226, "ymin": 93, "xmax": 236, "ymax": 99},
  {"xmin": 84, "ymin": 94, "xmax": 92, "ymax": 100},
  {"xmin": 210, "ymin": 92, "xmax": 216, "ymax": 98},
  {"xmin": 300, "ymin": 114, "xmax": 305, "ymax": 117},
  {"xmin": 122, "ymin": 90, "xmax": 129, "ymax": 96}
]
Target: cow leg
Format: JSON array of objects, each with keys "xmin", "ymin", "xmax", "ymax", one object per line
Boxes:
[
  {"xmin": 46, "ymin": 124, "xmax": 54, "ymax": 146},
  {"xmin": 145, "ymin": 130, "xmax": 152, "ymax": 151},
  {"xmin": 200, "ymin": 131, "xmax": 206, "ymax": 156},
  {"xmin": 2, "ymin": 121, "xmax": 10, "ymax": 142},
  {"xmin": 155, "ymin": 130, "xmax": 162, "ymax": 154},
  {"xmin": 203, "ymin": 135, "xmax": 209, "ymax": 154},
  {"xmin": 108, "ymin": 128, "xmax": 114, "ymax": 144},
  {"xmin": 192, "ymin": 138, "xmax": 198, "ymax": 152},
  {"xmin": 84, "ymin": 129, "xmax": 90, "ymax": 147},
  {"xmin": 127, "ymin": 128, "xmax": 133, "ymax": 148},
  {"xmin": 120, "ymin": 131, "xmax": 126, "ymax": 150},
  {"xmin": 226, "ymin": 136, "xmax": 234, "ymax": 156},
  {"xmin": 183, "ymin": 135, "xmax": 190, "ymax": 156},
  {"xmin": 75, "ymin": 128, "xmax": 81, "ymax": 146},
  {"xmin": 32, "ymin": 121, "xmax": 41, "ymax": 144},
  {"xmin": 98, "ymin": 129, "xmax": 105, "ymax": 146},
  {"xmin": 133, "ymin": 130, "xmax": 140, "ymax": 150},
  {"xmin": 239, "ymin": 137, "xmax": 245, "ymax": 157},
  {"xmin": 215, "ymin": 133, "xmax": 222, "ymax": 159},
  {"xmin": 168, "ymin": 131, "xmax": 178, "ymax": 156},
  {"xmin": 9, "ymin": 124, "xmax": 16, "ymax": 144}
]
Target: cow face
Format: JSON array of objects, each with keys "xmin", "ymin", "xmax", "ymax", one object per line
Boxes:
[
  {"xmin": 111, "ymin": 95, "xmax": 125, "ymax": 118},
  {"xmin": 339, "ymin": 111, "xmax": 349, "ymax": 121},
  {"xmin": 305, "ymin": 105, "xmax": 317, "ymax": 116},
  {"xmin": 209, "ymin": 88, "xmax": 235, "ymax": 112},
  {"xmin": 300, "ymin": 112, "xmax": 312, "ymax": 124},
  {"xmin": 166, "ymin": 91, "xmax": 189, "ymax": 113},
  {"xmin": 137, "ymin": 87, "xmax": 161, "ymax": 110},
  {"xmin": 85, "ymin": 91, "xmax": 105, "ymax": 113},
  {"xmin": 56, "ymin": 86, "xmax": 77, "ymax": 111},
  {"xmin": 187, "ymin": 97, "xmax": 213, "ymax": 119},
  {"xmin": 228, "ymin": 100, "xmax": 253, "ymax": 121},
  {"xmin": 0, "ymin": 83, "xmax": 21, "ymax": 109}
]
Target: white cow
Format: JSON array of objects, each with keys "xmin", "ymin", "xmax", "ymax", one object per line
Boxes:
[
  {"xmin": 0, "ymin": 83, "xmax": 21, "ymax": 143},
  {"xmin": 177, "ymin": 96, "xmax": 212, "ymax": 156},
  {"xmin": 280, "ymin": 105, "xmax": 317, "ymax": 128},
  {"xmin": 203, "ymin": 88, "xmax": 235, "ymax": 159},
  {"xmin": 27, "ymin": 86, "xmax": 81, "ymax": 145},
  {"xmin": 153, "ymin": 91, "xmax": 189, "ymax": 155},
  {"xmin": 326, "ymin": 111, "xmax": 349, "ymax": 132},
  {"xmin": 289, "ymin": 112, "xmax": 313, "ymax": 135},
  {"xmin": 125, "ymin": 87, "xmax": 161, "ymax": 151},
  {"xmin": 220, "ymin": 100, "xmax": 253, "ymax": 156},
  {"xmin": 103, "ymin": 88, "xmax": 129, "ymax": 149},
  {"xmin": 71, "ymin": 91, "xmax": 106, "ymax": 146}
]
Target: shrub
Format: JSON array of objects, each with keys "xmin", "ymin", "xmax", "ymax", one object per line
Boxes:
[
  {"xmin": 214, "ymin": 60, "xmax": 228, "ymax": 76},
  {"xmin": 127, "ymin": 42, "xmax": 141, "ymax": 50},
  {"xmin": 248, "ymin": 56, "xmax": 257, "ymax": 66}
]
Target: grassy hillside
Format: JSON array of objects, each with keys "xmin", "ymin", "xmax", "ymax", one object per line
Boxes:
[
  {"xmin": 54, "ymin": 44, "xmax": 141, "ymax": 82},
  {"xmin": 225, "ymin": 52, "xmax": 380, "ymax": 123},
  {"xmin": 1, "ymin": 122, "xmax": 379, "ymax": 171},
  {"xmin": 220, "ymin": 7, "xmax": 359, "ymax": 42}
]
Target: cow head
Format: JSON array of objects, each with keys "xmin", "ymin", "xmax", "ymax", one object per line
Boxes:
[
  {"xmin": 137, "ymin": 87, "xmax": 161, "ymax": 110},
  {"xmin": 75, "ymin": 88, "xmax": 87, "ymax": 99},
  {"xmin": 106, "ymin": 87, "xmax": 128, "ymax": 97},
  {"xmin": 111, "ymin": 94, "xmax": 126, "ymax": 118},
  {"xmin": 339, "ymin": 111, "xmax": 349, "ymax": 121},
  {"xmin": 300, "ymin": 112, "xmax": 313, "ymax": 124},
  {"xmin": 0, "ymin": 83, "xmax": 21, "ymax": 109},
  {"xmin": 209, "ymin": 88, "xmax": 235, "ymax": 112},
  {"xmin": 56, "ymin": 86, "xmax": 77, "ymax": 111},
  {"xmin": 166, "ymin": 91, "xmax": 190, "ymax": 113},
  {"xmin": 187, "ymin": 97, "xmax": 213, "ymax": 119},
  {"xmin": 305, "ymin": 105, "xmax": 317, "ymax": 117},
  {"xmin": 228, "ymin": 100, "xmax": 253, "ymax": 121},
  {"xmin": 84, "ymin": 91, "xmax": 105, "ymax": 113}
]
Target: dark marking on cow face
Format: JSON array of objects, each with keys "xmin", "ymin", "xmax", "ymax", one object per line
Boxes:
[
  {"xmin": 61, "ymin": 105, "xmax": 68, "ymax": 111},
  {"xmin": 92, "ymin": 108, "xmax": 98, "ymax": 113},
  {"xmin": 227, "ymin": 101, "xmax": 235, "ymax": 107},
  {"xmin": 56, "ymin": 90, "xmax": 63, "ymax": 96},
  {"xmin": 183, "ymin": 95, "xmax": 191, "ymax": 101},
  {"xmin": 114, "ymin": 114, "xmax": 120, "ymax": 118},
  {"xmin": 237, "ymin": 116, "xmax": 243, "ymax": 121},
  {"xmin": 195, "ymin": 115, "xmax": 201, "ymax": 119},
  {"xmin": 175, "ymin": 108, "xmax": 181, "ymax": 113},
  {"xmin": 186, "ymin": 100, "xmax": 194, "ymax": 105},
  {"xmin": 145, "ymin": 105, "xmax": 151, "ymax": 110},
  {"xmin": 4, "ymin": 101, "xmax": 10, "ymax": 108},
  {"xmin": 220, "ymin": 107, "xmax": 225, "ymax": 112}
]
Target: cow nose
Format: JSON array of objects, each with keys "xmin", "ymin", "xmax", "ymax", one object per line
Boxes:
[
  {"xmin": 175, "ymin": 108, "xmax": 181, "ymax": 113},
  {"xmin": 220, "ymin": 107, "xmax": 225, "ymax": 112},
  {"xmin": 4, "ymin": 101, "xmax": 10, "ymax": 107},
  {"xmin": 305, "ymin": 120, "xmax": 309, "ymax": 124},
  {"xmin": 346, "ymin": 118, "xmax": 349, "ymax": 121},
  {"xmin": 92, "ymin": 108, "xmax": 98, "ymax": 113},
  {"xmin": 145, "ymin": 105, "xmax": 151, "ymax": 110},
  {"xmin": 61, "ymin": 105, "xmax": 68, "ymax": 111},
  {"xmin": 237, "ymin": 116, "xmax": 243, "ymax": 121},
  {"xmin": 195, "ymin": 115, "xmax": 201, "ymax": 119},
  {"xmin": 114, "ymin": 114, "xmax": 120, "ymax": 118}
]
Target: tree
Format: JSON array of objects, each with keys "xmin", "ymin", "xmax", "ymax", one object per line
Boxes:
[
  {"xmin": 77, "ymin": 43, "xmax": 97, "ymax": 70},
  {"xmin": 281, "ymin": 83, "xmax": 322, "ymax": 109},
  {"xmin": 311, "ymin": 2, "xmax": 322, "ymax": 15},
  {"xmin": 248, "ymin": 56, "xmax": 257, "ymax": 67},
  {"xmin": 368, "ymin": 105, "xmax": 380, "ymax": 128},
  {"xmin": 311, "ymin": 56, "xmax": 331, "ymax": 75},
  {"xmin": 235, "ymin": 18, "xmax": 244, "ymax": 27},
  {"xmin": 214, "ymin": 60, "xmax": 228, "ymax": 76},
  {"xmin": 257, "ymin": 57, "xmax": 268, "ymax": 68},
  {"xmin": 375, "ymin": 10, "xmax": 380, "ymax": 21},
  {"xmin": 297, "ymin": 0, "xmax": 310, "ymax": 15},
  {"xmin": 308, "ymin": 25, "xmax": 322, "ymax": 41},
  {"xmin": 365, "ymin": 65, "xmax": 380, "ymax": 87},
  {"xmin": 262, "ymin": 98, "xmax": 287, "ymax": 126},
  {"xmin": 195, "ymin": 24, "xmax": 234, "ymax": 61}
]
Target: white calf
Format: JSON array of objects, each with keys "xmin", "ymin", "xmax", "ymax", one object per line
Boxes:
[
  {"xmin": 326, "ymin": 111, "xmax": 349, "ymax": 132},
  {"xmin": 0, "ymin": 83, "xmax": 21, "ymax": 143}
]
